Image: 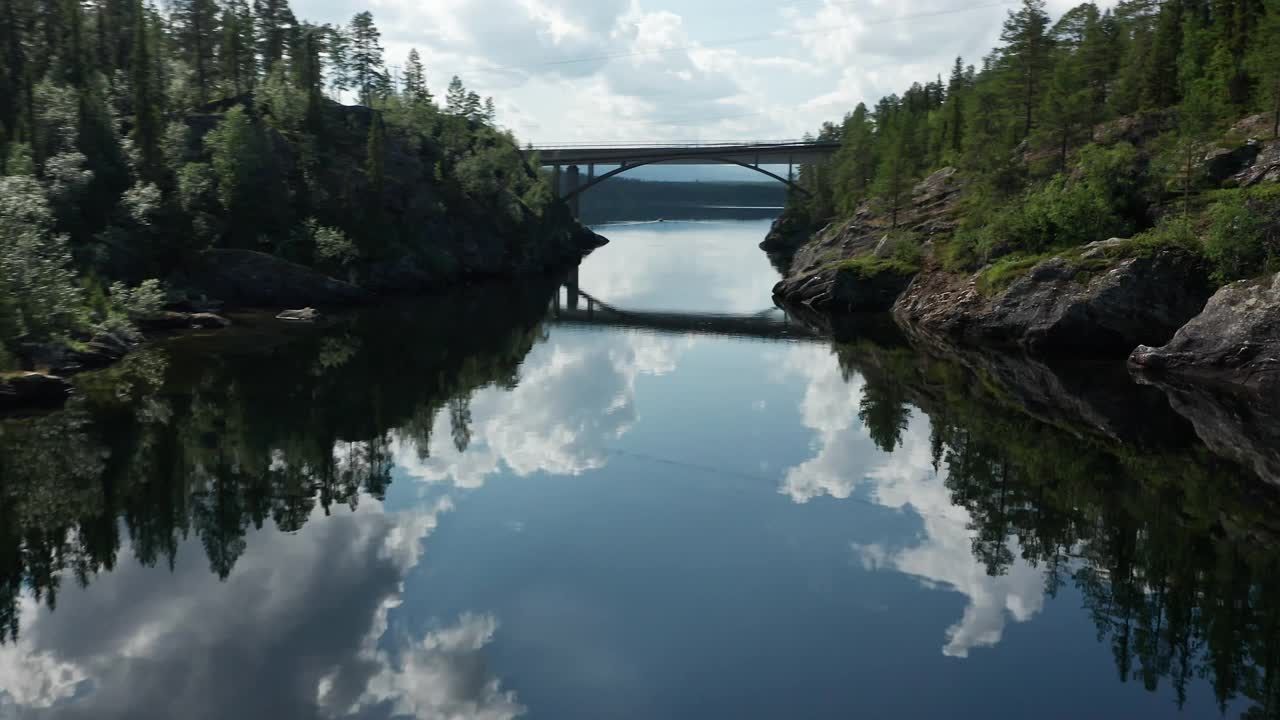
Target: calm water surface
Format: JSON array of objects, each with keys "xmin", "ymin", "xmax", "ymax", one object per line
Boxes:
[{"xmin": 3, "ymin": 218, "xmax": 1280, "ymax": 719}]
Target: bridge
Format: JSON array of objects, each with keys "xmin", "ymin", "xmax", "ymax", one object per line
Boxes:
[
  {"xmin": 550, "ymin": 283, "xmax": 820, "ymax": 342},
  {"xmin": 529, "ymin": 140, "xmax": 841, "ymax": 216}
]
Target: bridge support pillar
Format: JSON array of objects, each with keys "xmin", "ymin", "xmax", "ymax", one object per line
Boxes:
[
  {"xmin": 552, "ymin": 165, "xmax": 562, "ymax": 199},
  {"xmin": 566, "ymin": 264, "xmax": 580, "ymax": 311},
  {"xmin": 567, "ymin": 165, "xmax": 582, "ymax": 217}
]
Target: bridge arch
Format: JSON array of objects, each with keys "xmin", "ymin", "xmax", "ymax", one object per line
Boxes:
[{"xmin": 560, "ymin": 154, "xmax": 811, "ymax": 202}]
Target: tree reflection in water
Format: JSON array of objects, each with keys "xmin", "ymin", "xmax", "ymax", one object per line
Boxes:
[{"xmin": 3, "ymin": 286, "xmax": 1280, "ymax": 716}]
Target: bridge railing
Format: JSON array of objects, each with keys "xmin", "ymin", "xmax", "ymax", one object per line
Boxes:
[{"xmin": 529, "ymin": 140, "xmax": 837, "ymax": 151}]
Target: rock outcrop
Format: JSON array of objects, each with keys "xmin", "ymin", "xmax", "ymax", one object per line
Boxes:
[
  {"xmin": 1130, "ymin": 272, "xmax": 1280, "ymax": 392},
  {"xmin": 895, "ymin": 242, "xmax": 1213, "ymax": 356},
  {"xmin": 774, "ymin": 263, "xmax": 916, "ymax": 313},
  {"xmin": 781, "ymin": 167, "xmax": 963, "ymax": 284},
  {"xmin": 186, "ymin": 249, "xmax": 375, "ymax": 308},
  {"xmin": 0, "ymin": 373, "xmax": 71, "ymax": 413}
]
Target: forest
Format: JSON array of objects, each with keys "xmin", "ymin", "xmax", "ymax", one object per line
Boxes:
[
  {"xmin": 787, "ymin": 0, "xmax": 1280, "ymax": 288},
  {"xmin": 0, "ymin": 0, "xmax": 566, "ymax": 370}
]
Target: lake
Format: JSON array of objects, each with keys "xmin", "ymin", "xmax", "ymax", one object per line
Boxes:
[{"xmin": 2, "ymin": 218, "xmax": 1279, "ymax": 719}]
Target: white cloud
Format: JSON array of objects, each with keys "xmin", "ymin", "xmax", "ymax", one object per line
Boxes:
[
  {"xmin": 775, "ymin": 343, "xmax": 1047, "ymax": 659},
  {"xmin": 394, "ymin": 330, "xmax": 693, "ymax": 491},
  {"xmin": 0, "ymin": 498, "xmax": 519, "ymax": 720}
]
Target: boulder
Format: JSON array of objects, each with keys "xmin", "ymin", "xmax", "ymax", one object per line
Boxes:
[
  {"xmin": 0, "ymin": 373, "xmax": 71, "ymax": 412},
  {"xmin": 188, "ymin": 249, "xmax": 374, "ymax": 308},
  {"xmin": 1204, "ymin": 142, "xmax": 1261, "ymax": 185},
  {"xmin": 896, "ymin": 245, "xmax": 1214, "ymax": 356},
  {"xmin": 1130, "ymin": 272, "xmax": 1280, "ymax": 392}
]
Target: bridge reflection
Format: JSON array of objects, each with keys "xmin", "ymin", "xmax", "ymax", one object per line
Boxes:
[{"xmin": 550, "ymin": 282, "xmax": 820, "ymax": 342}]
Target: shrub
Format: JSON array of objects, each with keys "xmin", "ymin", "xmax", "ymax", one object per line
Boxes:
[
  {"xmin": 1204, "ymin": 185, "xmax": 1280, "ymax": 283},
  {"xmin": 0, "ymin": 176, "xmax": 84, "ymax": 345},
  {"xmin": 307, "ymin": 219, "xmax": 359, "ymax": 266}
]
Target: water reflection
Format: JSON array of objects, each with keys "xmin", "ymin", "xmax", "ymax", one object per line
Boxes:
[{"xmin": 1, "ymin": 238, "xmax": 1280, "ymax": 716}]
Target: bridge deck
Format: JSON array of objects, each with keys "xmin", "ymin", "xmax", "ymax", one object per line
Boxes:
[{"xmin": 533, "ymin": 141, "xmax": 840, "ymax": 167}]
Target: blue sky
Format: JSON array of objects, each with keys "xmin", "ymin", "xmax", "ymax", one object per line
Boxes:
[{"xmin": 292, "ymin": 0, "xmax": 1114, "ymax": 180}]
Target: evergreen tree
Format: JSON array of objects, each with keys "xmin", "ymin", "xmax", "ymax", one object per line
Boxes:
[
  {"xmin": 219, "ymin": 0, "xmax": 254, "ymax": 95},
  {"xmin": 1247, "ymin": 0, "xmax": 1280, "ymax": 136},
  {"xmin": 347, "ymin": 11, "xmax": 383, "ymax": 106},
  {"xmin": 483, "ymin": 96, "xmax": 496, "ymax": 124},
  {"xmin": 1000, "ymin": 0, "xmax": 1054, "ymax": 139},
  {"xmin": 403, "ymin": 48, "xmax": 431, "ymax": 104},
  {"xmin": 446, "ymin": 76, "xmax": 467, "ymax": 115},
  {"xmin": 130, "ymin": 0, "xmax": 161, "ymax": 181},
  {"xmin": 945, "ymin": 57, "xmax": 967, "ymax": 155},
  {"xmin": 295, "ymin": 25, "xmax": 324, "ymax": 133},
  {"xmin": 59, "ymin": 0, "xmax": 88, "ymax": 87},
  {"xmin": 254, "ymin": 0, "xmax": 296, "ymax": 76},
  {"xmin": 1039, "ymin": 52, "xmax": 1092, "ymax": 168},
  {"xmin": 873, "ymin": 119, "xmax": 915, "ymax": 229},
  {"xmin": 364, "ymin": 111, "xmax": 385, "ymax": 234},
  {"xmin": 463, "ymin": 90, "xmax": 482, "ymax": 121},
  {"xmin": 172, "ymin": 0, "xmax": 219, "ymax": 104}
]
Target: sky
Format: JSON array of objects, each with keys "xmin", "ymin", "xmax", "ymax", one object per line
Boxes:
[{"xmin": 292, "ymin": 0, "xmax": 1111, "ymax": 179}]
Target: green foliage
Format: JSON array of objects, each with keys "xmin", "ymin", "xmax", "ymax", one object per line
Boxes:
[
  {"xmin": 203, "ymin": 106, "xmax": 285, "ymax": 245},
  {"xmin": 0, "ymin": 176, "xmax": 84, "ymax": 345},
  {"xmin": 1204, "ymin": 185, "xmax": 1280, "ymax": 282}
]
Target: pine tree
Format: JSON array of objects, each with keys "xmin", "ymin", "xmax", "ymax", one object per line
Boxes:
[
  {"xmin": 1212, "ymin": 0, "xmax": 1265, "ymax": 108},
  {"xmin": 347, "ymin": 11, "xmax": 383, "ymax": 106},
  {"xmin": 1247, "ymin": 0, "xmax": 1280, "ymax": 136},
  {"xmin": 295, "ymin": 25, "xmax": 324, "ymax": 133},
  {"xmin": 254, "ymin": 0, "xmax": 296, "ymax": 76},
  {"xmin": 130, "ymin": 0, "xmax": 161, "ymax": 181},
  {"xmin": 463, "ymin": 91, "xmax": 482, "ymax": 121},
  {"xmin": 1078, "ymin": 8, "xmax": 1118, "ymax": 124},
  {"xmin": 445, "ymin": 76, "xmax": 466, "ymax": 115},
  {"xmin": 945, "ymin": 56, "xmax": 967, "ymax": 155},
  {"xmin": 1000, "ymin": 0, "xmax": 1054, "ymax": 139},
  {"xmin": 172, "ymin": 0, "xmax": 220, "ymax": 104},
  {"xmin": 0, "ymin": 0, "xmax": 22, "ymax": 142},
  {"xmin": 1177, "ymin": 78, "xmax": 1216, "ymax": 219},
  {"xmin": 483, "ymin": 97, "xmax": 495, "ymax": 124},
  {"xmin": 1144, "ymin": 0, "xmax": 1186, "ymax": 108},
  {"xmin": 219, "ymin": 0, "xmax": 254, "ymax": 95},
  {"xmin": 365, "ymin": 112, "xmax": 385, "ymax": 219},
  {"xmin": 59, "ymin": 0, "xmax": 87, "ymax": 87},
  {"xmin": 1039, "ymin": 53, "xmax": 1092, "ymax": 168},
  {"xmin": 403, "ymin": 48, "xmax": 431, "ymax": 104}
]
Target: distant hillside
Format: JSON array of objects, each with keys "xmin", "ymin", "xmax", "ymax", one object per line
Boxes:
[{"xmin": 578, "ymin": 178, "xmax": 785, "ymax": 223}]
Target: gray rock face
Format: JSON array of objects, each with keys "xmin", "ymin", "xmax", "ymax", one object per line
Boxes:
[
  {"xmin": 189, "ymin": 249, "xmax": 374, "ymax": 308},
  {"xmin": 896, "ymin": 245, "xmax": 1213, "ymax": 356},
  {"xmin": 1131, "ymin": 272, "xmax": 1280, "ymax": 392},
  {"xmin": 0, "ymin": 373, "xmax": 71, "ymax": 413},
  {"xmin": 774, "ymin": 264, "xmax": 916, "ymax": 313}
]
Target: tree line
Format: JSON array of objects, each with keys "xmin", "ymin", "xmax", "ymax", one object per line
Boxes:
[
  {"xmin": 790, "ymin": 0, "xmax": 1280, "ymax": 285},
  {"xmin": 0, "ymin": 0, "xmax": 557, "ymax": 370}
]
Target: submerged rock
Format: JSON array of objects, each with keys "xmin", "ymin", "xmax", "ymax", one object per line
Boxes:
[
  {"xmin": 276, "ymin": 308, "xmax": 320, "ymax": 322},
  {"xmin": 136, "ymin": 311, "xmax": 232, "ymax": 331},
  {"xmin": 0, "ymin": 372, "xmax": 72, "ymax": 412},
  {"xmin": 1131, "ymin": 272, "xmax": 1280, "ymax": 392},
  {"xmin": 896, "ymin": 244, "xmax": 1213, "ymax": 356},
  {"xmin": 188, "ymin": 249, "xmax": 374, "ymax": 308}
]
